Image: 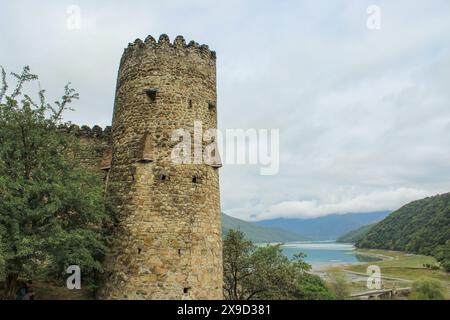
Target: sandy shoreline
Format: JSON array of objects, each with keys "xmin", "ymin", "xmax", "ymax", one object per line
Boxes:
[{"xmin": 310, "ymin": 249, "xmax": 387, "ymax": 272}]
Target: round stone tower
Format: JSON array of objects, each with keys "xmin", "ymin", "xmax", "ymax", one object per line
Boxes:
[{"xmin": 98, "ymin": 34, "xmax": 223, "ymax": 300}]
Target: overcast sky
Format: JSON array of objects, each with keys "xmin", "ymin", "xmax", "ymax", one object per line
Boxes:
[{"xmin": 1, "ymin": 0, "xmax": 450, "ymax": 221}]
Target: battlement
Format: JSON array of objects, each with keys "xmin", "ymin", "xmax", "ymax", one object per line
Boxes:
[
  {"xmin": 120, "ymin": 34, "xmax": 216, "ymax": 67},
  {"xmin": 58, "ymin": 124, "xmax": 112, "ymax": 142}
]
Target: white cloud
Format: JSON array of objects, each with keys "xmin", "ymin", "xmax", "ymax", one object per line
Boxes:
[{"xmin": 247, "ymin": 188, "xmax": 435, "ymax": 221}]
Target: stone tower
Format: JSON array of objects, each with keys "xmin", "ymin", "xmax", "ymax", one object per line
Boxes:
[{"xmin": 98, "ymin": 34, "xmax": 223, "ymax": 300}]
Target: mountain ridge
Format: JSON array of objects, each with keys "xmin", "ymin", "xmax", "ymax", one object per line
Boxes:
[
  {"xmin": 336, "ymin": 224, "xmax": 375, "ymax": 243},
  {"xmin": 221, "ymin": 213, "xmax": 306, "ymax": 243},
  {"xmin": 256, "ymin": 211, "xmax": 390, "ymax": 240}
]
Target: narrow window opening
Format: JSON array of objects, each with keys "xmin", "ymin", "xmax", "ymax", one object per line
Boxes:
[
  {"xmin": 188, "ymin": 100, "xmax": 193, "ymax": 108},
  {"xmin": 192, "ymin": 176, "xmax": 199, "ymax": 184},
  {"xmin": 160, "ymin": 174, "xmax": 167, "ymax": 181},
  {"xmin": 178, "ymin": 249, "xmax": 182, "ymax": 256},
  {"xmin": 145, "ymin": 88, "xmax": 158, "ymax": 102},
  {"xmin": 208, "ymin": 102, "xmax": 216, "ymax": 111},
  {"xmin": 138, "ymin": 248, "xmax": 142, "ymax": 254},
  {"xmin": 184, "ymin": 288, "xmax": 190, "ymax": 294}
]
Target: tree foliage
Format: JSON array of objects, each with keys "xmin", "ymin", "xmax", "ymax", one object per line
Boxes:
[
  {"xmin": 223, "ymin": 229, "xmax": 334, "ymax": 300},
  {"xmin": 356, "ymin": 193, "xmax": 450, "ymax": 272},
  {"xmin": 410, "ymin": 278, "xmax": 446, "ymax": 300},
  {"xmin": 0, "ymin": 66, "xmax": 110, "ymax": 298},
  {"xmin": 328, "ymin": 274, "xmax": 350, "ymax": 300}
]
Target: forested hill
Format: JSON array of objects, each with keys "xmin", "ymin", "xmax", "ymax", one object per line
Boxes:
[
  {"xmin": 356, "ymin": 193, "xmax": 450, "ymax": 271},
  {"xmin": 222, "ymin": 213, "xmax": 306, "ymax": 243},
  {"xmin": 337, "ymin": 224, "xmax": 375, "ymax": 243}
]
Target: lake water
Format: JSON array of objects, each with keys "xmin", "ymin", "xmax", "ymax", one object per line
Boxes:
[{"xmin": 280, "ymin": 241, "xmax": 379, "ymax": 266}]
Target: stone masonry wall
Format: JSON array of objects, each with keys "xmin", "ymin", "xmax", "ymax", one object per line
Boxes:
[{"xmin": 97, "ymin": 34, "xmax": 223, "ymax": 300}]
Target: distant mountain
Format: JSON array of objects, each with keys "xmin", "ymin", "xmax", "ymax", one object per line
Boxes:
[
  {"xmin": 356, "ymin": 193, "xmax": 450, "ymax": 271},
  {"xmin": 336, "ymin": 224, "xmax": 375, "ymax": 243},
  {"xmin": 221, "ymin": 213, "xmax": 306, "ymax": 243},
  {"xmin": 256, "ymin": 211, "xmax": 390, "ymax": 240}
]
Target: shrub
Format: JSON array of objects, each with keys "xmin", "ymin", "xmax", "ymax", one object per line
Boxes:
[{"xmin": 409, "ymin": 278, "xmax": 445, "ymax": 300}]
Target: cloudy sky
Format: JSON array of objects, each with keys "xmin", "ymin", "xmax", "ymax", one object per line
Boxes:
[{"xmin": 1, "ymin": 0, "xmax": 450, "ymax": 221}]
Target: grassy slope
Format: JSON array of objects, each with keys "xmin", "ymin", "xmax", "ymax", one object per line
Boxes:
[{"xmin": 222, "ymin": 213, "xmax": 306, "ymax": 243}]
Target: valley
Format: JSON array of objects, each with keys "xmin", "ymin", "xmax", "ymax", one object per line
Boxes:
[{"xmin": 320, "ymin": 249, "xmax": 450, "ymax": 299}]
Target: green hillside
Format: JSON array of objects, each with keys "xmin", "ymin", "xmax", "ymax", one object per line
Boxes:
[
  {"xmin": 356, "ymin": 193, "xmax": 450, "ymax": 271},
  {"xmin": 221, "ymin": 213, "xmax": 305, "ymax": 243},
  {"xmin": 336, "ymin": 224, "xmax": 375, "ymax": 243}
]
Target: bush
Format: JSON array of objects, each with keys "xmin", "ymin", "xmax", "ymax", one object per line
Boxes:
[
  {"xmin": 328, "ymin": 274, "xmax": 350, "ymax": 300},
  {"xmin": 410, "ymin": 278, "xmax": 445, "ymax": 300},
  {"xmin": 435, "ymin": 241, "xmax": 450, "ymax": 272},
  {"xmin": 440, "ymin": 260, "xmax": 450, "ymax": 272}
]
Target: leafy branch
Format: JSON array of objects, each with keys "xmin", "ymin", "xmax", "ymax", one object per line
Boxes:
[{"xmin": 0, "ymin": 66, "xmax": 79, "ymax": 123}]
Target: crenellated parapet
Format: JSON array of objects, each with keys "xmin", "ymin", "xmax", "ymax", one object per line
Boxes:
[
  {"xmin": 59, "ymin": 124, "xmax": 112, "ymax": 142},
  {"xmin": 116, "ymin": 34, "xmax": 216, "ymax": 90},
  {"xmin": 121, "ymin": 34, "xmax": 216, "ymax": 65}
]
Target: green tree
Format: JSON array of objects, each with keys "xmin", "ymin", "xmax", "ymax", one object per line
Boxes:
[
  {"xmin": 435, "ymin": 241, "xmax": 450, "ymax": 272},
  {"xmin": 223, "ymin": 229, "xmax": 334, "ymax": 300},
  {"xmin": 0, "ymin": 66, "xmax": 110, "ymax": 299},
  {"xmin": 223, "ymin": 229, "xmax": 255, "ymax": 300},
  {"xmin": 328, "ymin": 274, "xmax": 350, "ymax": 300},
  {"xmin": 0, "ymin": 224, "xmax": 6, "ymax": 275},
  {"xmin": 409, "ymin": 278, "xmax": 446, "ymax": 300}
]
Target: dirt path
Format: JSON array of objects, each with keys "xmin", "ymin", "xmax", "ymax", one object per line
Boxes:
[{"xmin": 344, "ymin": 270, "xmax": 413, "ymax": 283}]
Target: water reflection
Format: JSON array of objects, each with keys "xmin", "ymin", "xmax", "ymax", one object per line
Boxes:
[{"xmin": 279, "ymin": 241, "xmax": 381, "ymax": 265}]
